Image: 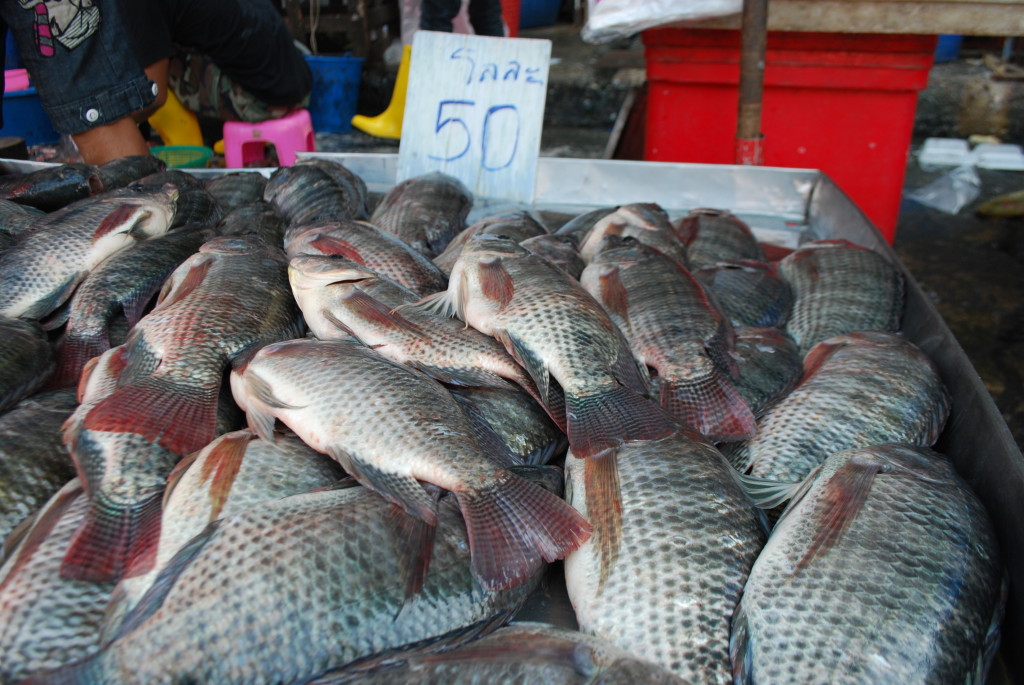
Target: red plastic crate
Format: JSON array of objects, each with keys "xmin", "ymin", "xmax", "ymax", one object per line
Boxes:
[{"xmin": 643, "ymin": 29, "xmax": 937, "ymax": 242}]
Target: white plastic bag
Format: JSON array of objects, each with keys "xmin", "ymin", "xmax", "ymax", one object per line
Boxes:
[
  {"xmin": 903, "ymin": 165, "xmax": 982, "ymax": 215},
  {"xmin": 582, "ymin": 0, "xmax": 742, "ymax": 44}
]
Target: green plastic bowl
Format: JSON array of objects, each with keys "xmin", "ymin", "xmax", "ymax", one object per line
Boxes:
[{"xmin": 151, "ymin": 145, "xmax": 213, "ymax": 169}]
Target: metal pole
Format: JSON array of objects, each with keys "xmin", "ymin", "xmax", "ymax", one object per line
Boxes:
[{"xmin": 735, "ymin": 0, "xmax": 767, "ymax": 165}]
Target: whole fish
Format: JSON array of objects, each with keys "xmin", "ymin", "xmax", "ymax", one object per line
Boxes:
[
  {"xmin": 216, "ymin": 201, "xmax": 286, "ymax": 246},
  {"xmin": 577, "ymin": 203, "xmax": 688, "ymax": 268},
  {"xmin": 580, "ymin": 241, "xmax": 756, "ymax": 441},
  {"xmin": 0, "ymin": 317, "xmax": 54, "ymax": 413},
  {"xmin": 0, "ymin": 187, "xmax": 179, "ymax": 320},
  {"xmin": 101, "ymin": 428, "xmax": 346, "ymax": 638},
  {"xmin": 0, "ymin": 480, "xmax": 115, "ymax": 683},
  {"xmin": 204, "ymin": 171, "xmax": 268, "ymax": 212},
  {"xmin": 95, "ymin": 156, "xmax": 167, "ymax": 191},
  {"xmin": 694, "ymin": 259, "xmax": 791, "ymax": 328},
  {"xmin": 312, "ymin": 622, "xmax": 685, "ymax": 684},
  {"xmin": 722, "ymin": 332, "xmax": 950, "ymax": 481},
  {"xmin": 231, "ymin": 337, "xmax": 590, "ymax": 590},
  {"xmin": 52, "ymin": 225, "xmax": 215, "ymax": 389},
  {"xmin": 286, "ymin": 221, "xmax": 447, "ymax": 297},
  {"xmin": 432, "ymin": 210, "xmax": 546, "ymax": 275},
  {"xmin": 265, "ymin": 159, "xmax": 368, "ymax": 226},
  {"xmin": 732, "ymin": 444, "xmax": 1004, "ymax": 684},
  {"xmin": 62, "ymin": 237, "xmax": 302, "ymax": 581},
  {"xmin": 0, "ymin": 163, "xmax": 104, "ymax": 211},
  {"xmin": 371, "ymin": 171, "xmax": 472, "ymax": 257},
  {"xmin": 730, "ymin": 326, "xmax": 803, "ymax": 417},
  {"xmin": 34, "ymin": 479, "xmax": 555, "ymax": 683},
  {"xmin": 421, "ymin": 233, "xmax": 676, "ymax": 460},
  {"xmin": 289, "ymin": 255, "xmax": 543, "ymax": 405},
  {"xmin": 778, "ymin": 239, "xmax": 904, "ymax": 354},
  {"xmin": 520, "ymin": 232, "xmax": 586, "ymax": 279},
  {"xmin": 673, "ymin": 208, "xmax": 764, "ymax": 269},
  {"xmin": 0, "ymin": 388, "xmax": 78, "ymax": 545},
  {"xmin": 129, "ymin": 171, "xmax": 221, "ymax": 229},
  {"xmin": 449, "ymin": 385, "xmax": 566, "ymax": 466}
]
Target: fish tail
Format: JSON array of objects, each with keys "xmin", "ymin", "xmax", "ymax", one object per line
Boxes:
[
  {"xmin": 51, "ymin": 334, "xmax": 110, "ymax": 390},
  {"xmin": 81, "ymin": 375, "xmax": 220, "ymax": 456},
  {"xmin": 60, "ymin": 491, "xmax": 162, "ymax": 583},
  {"xmin": 456, "ymin": 470, "xmax": 592, "ymax": 590},
  {"xmin": 659, "ymin": 371, "xmax": 757, "ymax": 442},
  {"xmin": 564, "ymin": 385, "xmax": 678, "ymax": 460}
]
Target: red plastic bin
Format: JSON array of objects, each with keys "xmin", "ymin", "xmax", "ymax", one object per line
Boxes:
[{"xmin": 643, "ymin": 29, "xmax": 937, "ymax": 242}]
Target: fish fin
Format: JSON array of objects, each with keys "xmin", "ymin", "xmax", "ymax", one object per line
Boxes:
[
  {"xmin": 795, "ymin": 458, "xmax": 883, "ymax": 572},
  {"xmin": 21, "ymin": 272, "xmax": 84, "ymax": 320},
  {"xmin": 449, "ymin": 394, "xmax": 521, "ymax": 468},
  {"xmin": 565, "ymin": 386, "xmax": 678, "ymax": 460},
  {"xmin": 333, "ymin": 452, "xmax": 439, "ymax": 526},
  {"xmin": 409, "ymin": 361, "xmax": 515, "ymax": 391},
  {"xmin": 162, "ymin": 448, "xmax": 202, "ymax": 509},
  {"xmin": 307, "ymin": 234, "xmax": 366, "ymax": 264},
  {"xmin": 478, "ymin": 257, "xmax": 514, "ymax": 309},
  {"xmin": 94, "ymin": 204, "xmax": 146, "ymax": 240},
  {"xmin": 800, "ymin": 336, "xmax": 849, "ymax": 378},
  {"xmin": 387, "ymin": 497, "xmax": 439, "ymax": 604},
  {"xmin": 525, "ymin": 435, "xmax": 568, "ymax": 466},
  {"xmin": 583, "ymin": 449, "xmax": 622, "ymax": 593},
  {"xmin": 455, "ymin": 469, "xmax": 591, "ymax": 590},
  {"xmin": 76, "ymin": 345, "xmax": 128, "ymax": 403},
  {"xmin": 610, "ymin": 328, "xmax": 650, "ymax": 394},
  {"xmin": 320, "ymin": 308, "xmax": 359, "ymax": 339},
  {"xmin": 52, "ymin": 334, "xmax": 109, "ymax": 390},
  {"xmin": 397, "ymin": 289, "xmax": 458, "ymax": 320},
  {"xmin": 81, "ymin": 376, "xmax": 220, "ymax": 456},
  {"xmin": 343, "ymin": 288, "xmax": 427, "ymax": 337},
  {"xmin": 244, "ymin": 370, "xmax": 302, "ymax": 410},
  {"xmin": 120, "ymin": 283, "xmax": 161, "ymax": 329},
  {"xmin": 197, "ymin": 429, "xmax": 253, "ymax": 522},
  {"xmin": 60, "ymin": 491, "xmax": 163, "ymax": 583},
  {"xmin": 598, "ymin": 264, "xmax": 630, "ymax": 323},
  {"xmin": 734, "ymin": 472, "xmax": 805, "ymax": 510},
  {"xmin": 659, "ymin": 369, "xmax": 756, "ymax": 441},
  {"xmin": 40, "ymin": 298, "xmax": 72, "ymax": 331},
  {"xmin": 155, "ymin": 255, "xmax": 213, "ymax": 310},
  {"xmin": 495, "ymin": 330, "xmax": 552, "ymax": 414},
  {"xmin": 729, "ymin": 598, "xmax": 754, "ymax": 685},
  {"xmin": 0, "ymin": 480, "xmax": 84, "ymax": 594}
]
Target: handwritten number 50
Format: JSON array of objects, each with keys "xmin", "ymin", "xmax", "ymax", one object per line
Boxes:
[{"xmin": 428, "ymin": 100, "xmax": 520, "ymax": 171}]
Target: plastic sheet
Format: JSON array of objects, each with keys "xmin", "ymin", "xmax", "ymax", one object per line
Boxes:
[{"xmin": 582, "ymin": 0, "xmax": 741, "ymax": 44}]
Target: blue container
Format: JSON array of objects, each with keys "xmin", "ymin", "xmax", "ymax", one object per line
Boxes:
[
  {"xmin": 934, "ymin": 34, "xmax": 963, "ymax": 63},
  {"xmin": 519, "ymin": 0, "xmax": 560, "ymax": 28},
  {"xmin": 304, "ymin": 55, "xmax": 364, "ymax": 134},
  {"xmin": 0, "ymin": 87, "xmax": 60, "ymax": 145}
]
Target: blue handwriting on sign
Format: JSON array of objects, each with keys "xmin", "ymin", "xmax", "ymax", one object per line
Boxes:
[
  {"xmin": 450, "ymin": 48, "xmax": 546, "ymax": 87},
  {"xmin": 428, "ymin": 99, "xmax": 520, "ymax": 171}
]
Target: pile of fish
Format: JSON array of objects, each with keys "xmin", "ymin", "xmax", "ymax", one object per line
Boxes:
[{"xmin": 0, "ymin": 157, "xmax": 1005, "ymax": 684}]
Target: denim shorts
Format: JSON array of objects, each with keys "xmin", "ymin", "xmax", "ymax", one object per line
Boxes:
[{"xmin": 0, "ymin": 0, "xmax": 157, "ymax": 135}]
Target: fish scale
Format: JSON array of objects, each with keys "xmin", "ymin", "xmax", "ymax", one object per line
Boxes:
[{"xmin": 732, "ymin": 444, "xmax": 1004, "ymax": 684}]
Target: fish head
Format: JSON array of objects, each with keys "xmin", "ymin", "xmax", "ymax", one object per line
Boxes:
[{"xmin": 288, "ymin": 254, "xmax": 377, "ymax": 292}]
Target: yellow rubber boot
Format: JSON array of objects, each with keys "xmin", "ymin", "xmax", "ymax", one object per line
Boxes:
[
  {"xmin": 148, "ymin": 89, "xmax": 203, "ymax": 147},
  {"xmin": 351, "ymin": 45, "xmax": 411, "ymax": 139}
]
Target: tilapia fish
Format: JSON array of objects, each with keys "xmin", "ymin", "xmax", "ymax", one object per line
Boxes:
[
  {"xmin": 286, "ymin": 220, "xmax": 447, "ymax": 297},
  {"xmin": 731, "ymin": 326, "xmax": 803, "ymax": 417},
  {"xmin": 0, "ymin": 187, "xmax": 178, "ymax": 320},
  {"xmin": 673, "ymin": 208, "xmax": 764, "ymax": 269},
  {"xmin": 0, "ymin": 389, "xmax": 78, "ymax": 545},
  {"xmin": 581, "ymin": 241, "xmax": 755, "ymax": 441},
  {"xmin": 722, "ymin": 331, "xmax": 950, "ymax": 481},
  {"xmin": 313, "ymin": 622, "xmax": 685, "ymax": 684},
  {"xmin": 694, "ymin": 259, "xmax": 791, "ymax": 328},
  {"xmin": 564, "ymin": 433, "xmax": 766, "ymax": 683},
  {"xmin": 265, "ymin": 159, "xmax": 368, "ymax": 226},
  {"xmin": 423, "ymin": 233, "xmax": 677, "ymax": 461},
  {"xmin": 33, "ymin": 481, "xmax": 553, "ymax": 683},
  {"xmin": 289, "ymin": 255, "xmax": 542, "ymax": 406},
  {"xmin": 577, "ymin": 203, "xmax": 688, "ymax": 268},
  {"xmin": 101, "ymin": 428, "xmax": 345, "ymax": 637},
  {"xmin": 52, "ymin": 225, "xmax": 215, "ymax": 389},
  {"xmin": 216, "ymin": 201, "xmax": 286, "ymax": 246},
  {"xmin": 232, "ymin": 337, "xmax": 590, "ymax": 590},
  {"xmin": 432, "ymin": 210, "xmax": 547, "ymax": 275},
  {"xmin": 62, "ymin": 237, "xmax": 302, "ymax": 581},
  {"xmin": 370, "ymin": 171, "xmax": 472, "ymax": 257},
  {"xmin": 1, "ymin": 480, "xmax": 115, "ymax": 683},
  {"xmin": 0, "ymin": 163, "xmax": 104, "ymax": 211},
  {"xmin": 778, "ymin": 239, "xmax": 904, "ymax": 354},
  {"xmin": 204, "ymin": 171, "xmax": 268, "ymax": 212},
  {"xmin": 0, "ymin": 316, "xmax": 54, "ymax": 413},
  {"xmin": 520, "ymin": 232, "xmax": 586, "ymax": 279},
  {"xmin": 732, "ymin": 444, "xmax": 1004, "ymax": 684},
  {"xmin": 95, "ymin": 156, "xmax": 167, "ymax": 192},
  {"xmin": 128, "ymin": 171, "xmax": 221, "ymax": 229}
]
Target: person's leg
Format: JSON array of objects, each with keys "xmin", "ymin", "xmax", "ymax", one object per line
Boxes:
[
  {"xmin": 468, "ymin": 0, "xmax": 505, "ymax": 36},
  {"xmin": 72, "ymin": 116, "xmax": 150, "ymax": 164},
  {"xmin": 419, "ymin": 0, "xmax": 461, "ymax": 32}
]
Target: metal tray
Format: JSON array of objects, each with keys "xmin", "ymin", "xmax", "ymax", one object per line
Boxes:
[{"xmin": 3, "ymin": 154, "xmax": 1020, "ymax": 680}]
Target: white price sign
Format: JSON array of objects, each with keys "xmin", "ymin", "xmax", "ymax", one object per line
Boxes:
[{"xmin": 398, "ymin": 30, "xmax": 552, "ymax": 203}]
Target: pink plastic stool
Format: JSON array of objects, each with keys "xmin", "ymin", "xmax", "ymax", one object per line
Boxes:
[{"xmin": 222, "ymin": 109, "xmax": 315, "ymax": 168}]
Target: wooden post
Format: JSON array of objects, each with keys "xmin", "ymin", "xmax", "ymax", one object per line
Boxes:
[{"xmin": 735, "ymin": 0, "xmax": 767, "ymax": 165}]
